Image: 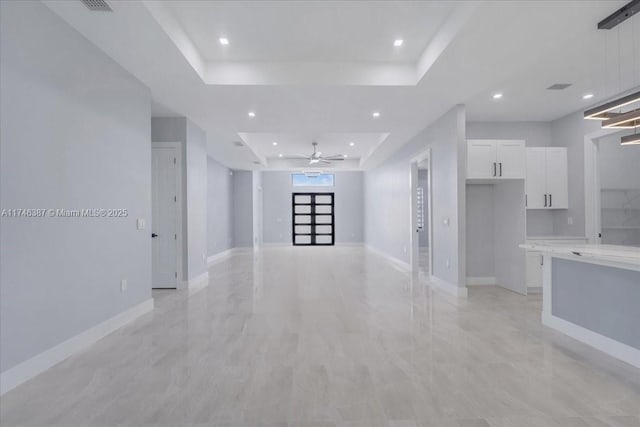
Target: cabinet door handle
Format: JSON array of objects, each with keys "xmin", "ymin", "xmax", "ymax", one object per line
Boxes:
[
  {"xmin": 499, "ymin": 162, "xmax": 503, "ymax": 176},
  {"xmin": 493, "ymin": 162, "xmax": 496, "ymax": 177},
  {"xmin": 549, "ymin": 194, "xmax": 552, "ymax": 207},
  {"xmin": 544, "ymin": 194, "xmax": 547, "ymax": 207}
]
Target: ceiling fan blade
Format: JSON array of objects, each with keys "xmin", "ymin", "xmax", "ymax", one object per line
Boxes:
[
  {"xmin": 322, "ymin": 155, "xmax": 346, "ymax": 160},
  {"xmin": 318, "ymin": 159, "xmax": 332, "ymax": 164},
  {"xmin": 281, "ymin": 155, "xmax": 309, "ymax": 160}
]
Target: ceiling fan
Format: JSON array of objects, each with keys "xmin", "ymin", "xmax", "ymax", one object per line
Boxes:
[{"xmin": 283, "ymin": 142, "xmax": 346, "ymax": 165}]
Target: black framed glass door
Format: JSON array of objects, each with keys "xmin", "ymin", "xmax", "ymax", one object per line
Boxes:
[{"xmin": 292, "ymin": 193, "xmax": 334, "ymax": 246}]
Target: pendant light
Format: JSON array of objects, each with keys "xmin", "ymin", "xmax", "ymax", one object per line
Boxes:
[
  {"xmin": 621, "ymin": 132, "xmax": 640, "ymax": 145},
  {"xmin": 584, "ymin": 91, "xmax": 640, "ymax": 120},
  {"xmin": 584, "ymin": 1, "xmax": 640, "ymax": 145}
]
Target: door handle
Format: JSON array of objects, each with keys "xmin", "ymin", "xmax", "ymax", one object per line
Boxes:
[
  {"xmin": 493, "ymin": 162, "xmax": 497, "ymax": 177},
  {"xmin": 499, "ymin": 162, "xmax": 502, "ymax": 176},
  {"xmin": 549, "ymin": 194, "xmax": 552, "ymax": 207},
  {"xmin": 544, "ymin": 194, "xmax": 547, "ymax": 207},
  {"xmin": 151, "ymin": 233, "xmax": 158, "ymax": 238}
]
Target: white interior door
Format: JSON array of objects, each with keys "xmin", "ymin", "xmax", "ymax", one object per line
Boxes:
[
  {"xmin": 545, "ymin": 148, "xmax": 568, "ymax": 209},
  {"xmin": 526, "ymin": 148, "xmax": 547, "ymax": 209},
  {"xmin": 467, "ymin": 140, "xmax": 497, "ymax": 179},
  {"xmin": 152, "ymin": 146, "xmax": 178, "ymax": 288},
  {"xmin": 496, "ymin": 140, "xmax": 526, "ymax": 178}
]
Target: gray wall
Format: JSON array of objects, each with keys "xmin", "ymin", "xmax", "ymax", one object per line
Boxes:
[
  {"xmin": 552, "ymin": 258, "xmax": 640, "ymax": 350},
  {"xmin": 465, "ymin": 185, "xmax": 495, "ymax": 278},
  {"xmin": 262, "ymin": 171, "xmax": 364, "ymax": 244},
  {"xmin": 365, "ymin": 105, "xmax": 466, "ymax": 288},
  {"xmin": 151, "ymin": 117, "xmax": 208, "ymax": 281},
  {"xmin": 207, "ymin": 157, "xmax": 233, "ymax": 256},
  {"xmin": 549, "ymin": 111, "xmax": 600, "ymax": 236},
  {"xmin": 232, "ymin": 171, "xmax": 254, "ymax": 247},
  {"xmin": 151, "ymin": 117, "xmax": 189, "ymax": 280},
  {"xmin": 186, "ymin": 121, "xmax": 208, "ymax": 279},
  {"xmin": 597, "ymin": 130, "xmax": 640, "ymax": 246},
  {"xmin": 1, "ymin": 1, "xmax": 151, "ymax": 372},
  {"xmin": 598, "ymin": 130, "xmax": 640, "ymax": 189}
]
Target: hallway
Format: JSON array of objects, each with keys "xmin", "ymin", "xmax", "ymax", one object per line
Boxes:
[{"xmin": 1, "ymin": 247, "xmax": 639, "ymax": 426}]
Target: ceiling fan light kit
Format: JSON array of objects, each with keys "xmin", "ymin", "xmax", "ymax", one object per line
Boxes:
[{"xmin": 282, "ymin": 142, "xmax": 347, "ymax": 165}]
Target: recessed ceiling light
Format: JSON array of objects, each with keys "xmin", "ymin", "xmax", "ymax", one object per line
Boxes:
[
  {"xmin": 272, "ymin": 141, "xmax": 278, "ymax": 146},
  {"xmin": 372, "ymin": 112, "xmax": 381, "ymax": 118},
  {"xmin": 248, "ymin": 111, "xmax": 255, "ymax": 117},
  {"xmin": 278, "ymin": 153, "xmax": 283, "ymax": 157},
  {"xmin": 492, "ymin": 93, "xmax": 503, "ymax": 99},
  {"xmin": 343, "ymin": 154, "xmax": 348, "ymax": 158},
  {"xmin": 394, "ymin": 39, "xmax": 403, "ymax": 47},
  {"xmin": 583, "ymin": 93, "xmax": 594, "ymax": 100},
  {"xmin": 219, "ymin": 37, "xmax": 229, "ymax": 45},
  {"xmin": 349, "ymin": 141, "xmax": 355, "ymax": 146}
]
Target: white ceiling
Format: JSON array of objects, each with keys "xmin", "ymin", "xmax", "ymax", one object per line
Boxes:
[
  {"xmin": 163, "ymin": 1, "xmax": 455, "ymax": 63},
  {"xmin": 43, "ymin": 0, "xmax": 640, "ymax": 170},
  {"xmin": 237, "ymin": 132, "xmax": 389, "ymax": 167}
]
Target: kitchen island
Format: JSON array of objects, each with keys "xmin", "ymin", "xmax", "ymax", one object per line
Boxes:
[{"xmin": 519, "ymin": 242, "xmax": 640, "ymax": 368}]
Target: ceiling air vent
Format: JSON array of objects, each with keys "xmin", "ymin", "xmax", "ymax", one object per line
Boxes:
[
  {"xmin": 80, "ymin": 0, "xmax": 112, "ymax": 12},
  {"xmin": 547, "ymin": 83, "xmax": 572, "ymax": 90}
]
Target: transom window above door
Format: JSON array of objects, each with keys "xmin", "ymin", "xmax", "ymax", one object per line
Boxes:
[{"xmin": 292, "ymin": 173, "xmax": 334, "ymax": 187}]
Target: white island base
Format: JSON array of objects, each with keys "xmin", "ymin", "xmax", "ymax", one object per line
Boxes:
[{"xmin": 519, "ymin": 243, "xmax": 640, "ymax": 368}]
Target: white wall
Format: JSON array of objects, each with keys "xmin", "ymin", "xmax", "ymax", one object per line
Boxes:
[
  {"xmin": 261, "ymin": 171, "xmax": 364, "ymax": 244},
  {"xmin": 207, "ymin": 157, "xmax": 233, "ymax": 257},
  {"xmin": 365, "ymin": 105, "xmax": 466, "ymax": 289},
  {"xmin": 1, "ymin": 1, "xmax": 151, "ymax": 373}
]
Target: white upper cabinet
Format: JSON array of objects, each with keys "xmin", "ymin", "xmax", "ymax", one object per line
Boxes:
[
  {"xmin": 467, "ymin": 140, "xmax": 526, "ymax": 180},
  {"xmin": 496, "ymin": 141, "xmax": 527, "ymax": 179},
  {"xmin": 525, "ymin": 148, "xmax": 547, "ymax": 209},
  {"xmin": 525, "ymin": 147, "xmax": 568, "ymax": 209}
]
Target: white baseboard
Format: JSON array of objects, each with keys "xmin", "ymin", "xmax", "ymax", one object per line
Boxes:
[
  {"xmin": 187, "ymin": 271, "xmax": 209, "ymax": 295},
  {"xmin": 1, "ymin": 298, "xmax": 153, "ymax": 395},
  {"xmin": 207, "ymin": 248, "xmax": 235, "ymax": 266},
  {"xmin": 542, "ymin": 311, "xmax": 640, "ymax": 369},
  {"xmin": 466, "ymin": 276, "xmax": 496, "ymax": 286},
  {"xmin": 430, "ymin": 275, "xmax": 468, "ymax": 298},
  {"xmin": 364, "ymin": 245, "xmax": 411, "ymax": 272}
]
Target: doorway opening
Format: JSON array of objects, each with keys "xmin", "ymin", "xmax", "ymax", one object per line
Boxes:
[
  {"xmin": 151, "ymin": 142, "xmax": 183, "ymax": 289},
  {"xmin": 586, "ymin": 129, "xmax": 640, "ymax": 247},
  {"xmin": 292, "ymin": 192, "xmax": 335, "ymax": 246},
  {"xmin": 411, "ymin": 151, "xmax": 432, "ymax": 276}
]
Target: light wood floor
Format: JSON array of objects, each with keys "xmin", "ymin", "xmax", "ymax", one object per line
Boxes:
[{"xmin": 1, "ymin": 246, "xmax": 639, "ymax": 426}]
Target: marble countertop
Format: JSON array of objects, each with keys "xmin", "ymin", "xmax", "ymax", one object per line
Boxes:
[
  {"xmin": 519, "ymin": 242, "xmax": 640, "ymax": 266},
  {"xmin": 526, "ymin": 236, "xmax": 588, "ymax": 240}
]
